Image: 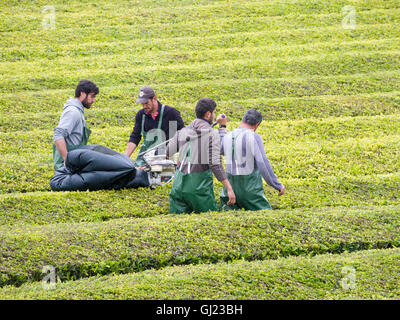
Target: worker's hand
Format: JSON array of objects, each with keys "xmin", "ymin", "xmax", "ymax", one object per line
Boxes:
[
  {"xmin": 227, "ymin": 188, "xmax": 236, "ymax": 206},
  {"xmin": 137, "ymin": 166, "xmax": 146, "ymax": 170},
  {"xmin": 278, "ymin": 186, "xmax": 285, "ymax": 196},
  {"xmin": 217, "ymin": 113, "xmax": 227, "ymax": 126}
]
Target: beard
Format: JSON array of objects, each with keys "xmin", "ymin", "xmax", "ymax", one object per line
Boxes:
[
  {"xmin": 82, "ymin": 97, "xmax": 91, "ymax": 108},
  {"xmin": 144, "ymin": 100, "xmax": 157, "ymax": 114},
  {"xmin": 209, "ymin": 115, "xmax": 215, "ymax": 125}
]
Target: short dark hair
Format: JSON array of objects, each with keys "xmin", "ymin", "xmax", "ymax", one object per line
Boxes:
[
  {"xmin": 242, "ymin": 109, "xmax": 262, "ymax": 126},
  {"xmin": 195, "ymin": 98, "xmax": 217, "ymax": 119},
  {"xmin": 75, "ymin": 80, "xmax": 99, "ymax": 98}
]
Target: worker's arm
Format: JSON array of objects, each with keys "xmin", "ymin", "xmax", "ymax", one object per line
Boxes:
[
  {"xmin": 221, "ymin": 178, "xmax": 236, "ymax": 206},
  {"xmin": 208, "ymin": 131, "xmax": 236, "ymax": 204},
  {"xmin": 54, "ymin": 139, "xmax": 68, "ymax": 161},
  {"xmin": 209, "ymin": 131, "xmax": 228, "ymax": 182},
  {"xmin": 166, "ymin": 130, "xmax": 179, "ymax": 159},
  {"xmin": 253, "ymin": 133, "xmax": 285, "ymax": 195},
  {"xmin": 125, "ymin": 142, "xmax": 137, "ymax": 158},
  {"xmin": 127, "ymin": 112, "xmax": 142, "ymax": 157}
]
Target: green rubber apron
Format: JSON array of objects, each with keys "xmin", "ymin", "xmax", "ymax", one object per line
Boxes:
[
  {"xmin": 135, "ymin": 105, "xmax": 165, "ymax": 167},
  {"xmin": 53, "ymin": 114, "xmax": 91, "ymax": 171},
  {"xmin": 169, "ymin": 140, "xmax": 218, "ymax": 214},
  {"xmin": 220, "ymin": 131, "xmax": 272, "ymax": 211}
]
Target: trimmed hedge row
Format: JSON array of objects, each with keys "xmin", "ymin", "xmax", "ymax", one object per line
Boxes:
[
  {"xmin": 1, "ymin": 248, "xmax": 399, "ymax": 299},
  {"xmin": 2, "ymin": 1, "xmax": 400, "ymax": 46},
  {"xmin": 3, "ymin": 54, "xmax": 400, "ymax": 93},
  {"xmin": 2, "ymin": 12, "xmax": 399, "ymax": 55},
  {"xmin": 4, "ymin": 37, "xmax": 400, "ymax": 79},
  {"xmin": 0, "ymin": 188, "xmax": 171, "ymax": 226},
  {"xmin": 3, "ymin": 35, "xmax": 399, "ymax": 69},
  {"xmin": 2, "ymin": 95, "xmax": 400, "ymax": 132},
  {"xmin": 3, "ymin": 1, "xmax": 399, "ymax": 35},
  {"xmin": 0, "ymin": 204, "xmax": 399, "ymax": 287},
  {"xmin": 5, "ymin": 10, "xmax": 400, "ymax": 42},
  {"xmin": 3, "ymin": 37, "xmax": 400, "ymax": 72},
  {"xmin": 2, "ymin": 68, "xmax": 400, "ymax": 108},
  {"xmin": 2, "ymin": 91, "xmax": 399, "ymax": 127},
  {"xmin": 0, "ymin": 172, "xmax": 399, "ymax": 225},
  {"xmin": 2, "ymin": 114, "xmax": 399, "ymax": 154},
  {"xmin": 2, "ymin": 23, "xmax": 399, "ymax": 66},
  {"xmin": 4, "ymin": 49, "xmax": 400, "ymax": 95}
]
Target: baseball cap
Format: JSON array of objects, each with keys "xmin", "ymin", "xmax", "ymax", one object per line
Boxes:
[{"xmin": 136, "ymin": 86, "xmax": 155, "ymax": 104}]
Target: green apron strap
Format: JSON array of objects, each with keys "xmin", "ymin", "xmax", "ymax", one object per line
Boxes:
[
  {"xmin": 141, "ymin": 114, "xmax": 146, "ymax": 136},
  {"xmin": 179, "ymin": 140, "xmax": 191, "ymax": 173},
  {"xmin": 232, "ymin": 131, "xmax": 239, "ymax": 175},
  {"xmin": 82, "ymin": 125, "xmax": 91, "ymax": 145},
  {"xmin": 158, "ymin": 104, "xmax": 165, "ymax": 130}
]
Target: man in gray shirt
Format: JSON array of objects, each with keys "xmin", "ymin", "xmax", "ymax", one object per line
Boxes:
[
  {"xmin": 53, "ymin": 80, "xmax": 99, "ymax": 170},
  {"xmin": 219, "ymin": 109, "xmax": 285, "ymax": 210}
]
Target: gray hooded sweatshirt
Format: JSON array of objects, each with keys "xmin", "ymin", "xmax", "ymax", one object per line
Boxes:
[
  {"xmin": 53, "ymin": 98, "xmax": 86, "ymax": 145},
  {"xmin": 166, "ymin": 118, "xmax": 227, "ymax": 182}
]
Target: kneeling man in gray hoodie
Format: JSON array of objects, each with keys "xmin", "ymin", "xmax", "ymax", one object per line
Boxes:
[{"xmin": 53, "ymin": 80, "xmax": 99, "ymax": 170}]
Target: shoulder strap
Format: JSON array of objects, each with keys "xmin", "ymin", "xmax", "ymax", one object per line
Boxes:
[
  {"xmin": 179, "ymin": 139, "xmax": 192, "ymax": 173},
  {"xmin": 157, "ymin": 105, "xmax": 165, "ymax": 129},
  {"xmin": 232, "ymin": 130, "xmax": 239, "ymax": 157},
  {"xmin": 141, "ymin": 113, "xmax": 146, "ymax": 135},
  {"xmin": 69, "ymin": 104, "xmax": 84, "ymax": 115},
  {"xmin": 232, "ymin": 130, "xmax": 241, "ymax": 175}
]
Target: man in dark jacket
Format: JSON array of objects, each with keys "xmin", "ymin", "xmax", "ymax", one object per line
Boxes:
[{"xmin": 125, "ymin": 86, "xmax": 185, "ymax": 167}]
